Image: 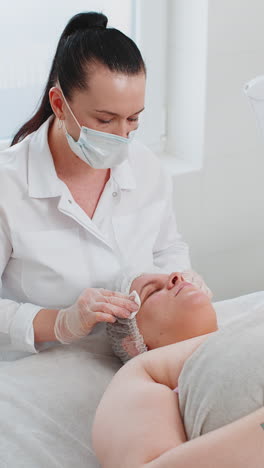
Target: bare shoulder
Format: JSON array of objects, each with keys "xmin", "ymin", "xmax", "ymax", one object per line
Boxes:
[
  {"xmin": 92, "ymin": 333, "xmax": 214, "ymax": 468},
  {"xmin": 92, "ymin": 355, "xmax": 182, "ymax": 468},
  {"xmin": 141, "ymin": 332, "xmax": 214, "ymax": 390}
]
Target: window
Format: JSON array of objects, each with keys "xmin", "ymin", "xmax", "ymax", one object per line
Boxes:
[
  {"xmin": 132, "ymin": 0, "xmax": 168, "ymax": 154},
  {"xmin": 0, "ymin": 0, "xmax": 133, "ymax": 141},
  {"xmin": 164, "ymin": 0, "xmax": 208, "ymax": 171}
]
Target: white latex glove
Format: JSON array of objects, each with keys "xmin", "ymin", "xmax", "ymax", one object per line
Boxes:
[
  {"xmin": 181, "ymin": 269, "xmax": 213, "ymax": 299},
  {"xmin": 54, "ymin": 288, "xmax": 139, "ymax": 344}
]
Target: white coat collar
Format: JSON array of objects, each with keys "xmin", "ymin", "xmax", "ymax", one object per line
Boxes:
[
  {"xmin": 28, "ymin": 116, "xmax": 136, "ymax": 198},
  {"xmin": 28, "ymin": 116, "xmax": 63, "ymax": 198}
]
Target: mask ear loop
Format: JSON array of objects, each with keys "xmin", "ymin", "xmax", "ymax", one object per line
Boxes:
[{"xmin": 57, "ymin": 81, "xmax": 82, "ymax": 131}]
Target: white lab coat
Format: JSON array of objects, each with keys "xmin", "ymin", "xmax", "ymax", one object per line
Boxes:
[{"xmin": 0, "ymin": 116, "xmax": 190, "ymax": 357}]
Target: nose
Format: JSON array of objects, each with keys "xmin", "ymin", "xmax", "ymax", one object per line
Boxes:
[
  {"xmin": 167, "ymin": 272, "xmax": 184, "ymax": 290},
  {"xmin": 114, "ymin": 121, "xmax": 131, "ymax": 138}
]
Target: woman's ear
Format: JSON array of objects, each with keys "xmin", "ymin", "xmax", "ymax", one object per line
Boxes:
[{"xmin": 49, "ymin": 87, "xmax": 65, "ymax": 120}]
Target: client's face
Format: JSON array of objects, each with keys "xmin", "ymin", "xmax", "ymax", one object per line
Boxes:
[{"xmin": 130, "ymin": 272, "xmax": 217, "ymax": 350}]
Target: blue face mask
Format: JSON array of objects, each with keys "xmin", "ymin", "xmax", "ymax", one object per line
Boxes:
[{"xmin": 59, "ymin": 86, "xmax": 136, "ymax": 169}]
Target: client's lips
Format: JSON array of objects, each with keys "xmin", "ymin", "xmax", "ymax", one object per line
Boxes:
[{"xmin": 174, "ymin": 281, "xmax": 193, "ymax": 297}]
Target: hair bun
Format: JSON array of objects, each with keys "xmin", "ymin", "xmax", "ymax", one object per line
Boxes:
[{"xmin": 63, "ymin": 12, "xmax": 108, "ymax": 37}]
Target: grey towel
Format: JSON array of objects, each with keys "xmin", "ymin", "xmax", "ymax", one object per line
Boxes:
[{"xmin": 179, "ymin": 303, "xmax": 264, "ymax": 439}]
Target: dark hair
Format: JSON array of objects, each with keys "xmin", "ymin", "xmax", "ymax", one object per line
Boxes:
[{"xmin": 11, "ymin": 12, "xmax": 146, "ymax": 146}]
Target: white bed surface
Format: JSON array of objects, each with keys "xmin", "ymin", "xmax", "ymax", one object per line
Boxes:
[{"xmin": 0, "ymin": 328, "xmax": 122, "ymax": 468}]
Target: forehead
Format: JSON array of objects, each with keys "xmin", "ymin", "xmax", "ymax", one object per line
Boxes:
[{"xmin": 73, "ymin": 64, "xmax": 146, "ymax": 115}]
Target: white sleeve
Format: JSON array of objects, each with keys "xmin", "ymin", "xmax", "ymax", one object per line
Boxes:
[
  {"xmin": 152, "ymin": 172, "xmax": 191, "ymax": 272},
  {"xmin": 0, "ymin": 207, "xmax": 42, "ymax": 353}
]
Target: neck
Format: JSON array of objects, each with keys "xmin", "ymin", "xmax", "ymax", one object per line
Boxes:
[{"xmin": 48, "ymin": 117, "xmax": 109, "ymax": 182}]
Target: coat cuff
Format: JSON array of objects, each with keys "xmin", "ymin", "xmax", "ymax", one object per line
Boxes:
[{"xmin": 9, "ymin": 303, "xmax": 43, "ymax": 353}]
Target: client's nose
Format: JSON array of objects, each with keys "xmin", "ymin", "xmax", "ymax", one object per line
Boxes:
[{"xmin": 167, "ymin": 272, "xmax": 184, "ymax": 289}]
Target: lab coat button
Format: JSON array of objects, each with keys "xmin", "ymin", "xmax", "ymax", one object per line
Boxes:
[
  {"xmin": 112, "ymin": 192, "xmax": 118, "ymax": 198},
  {"xmin": 68, "ymin": 199, "xmax": 72, "ymax": 204}
]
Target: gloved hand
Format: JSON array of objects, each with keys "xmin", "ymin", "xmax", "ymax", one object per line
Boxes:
[
  {"xmin": 181, "ymin": 269, "xmax": 213, "ymax": 299},
  {"xmin": 54, "ymin": 288, "xmax": 139, "ymax": 344}
]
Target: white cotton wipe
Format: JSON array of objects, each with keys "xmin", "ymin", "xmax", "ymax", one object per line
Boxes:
[{"xmin": 127, "ymin": 290, "xmax": 141, "ymax": 319}]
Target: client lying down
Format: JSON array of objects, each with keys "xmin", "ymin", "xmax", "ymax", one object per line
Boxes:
[
  {"xmin": 92, "ymin": 272, "xmax": 264, "ymax": 468},
  {"xmin": 106, "ymin": 271, "xmax": 217, "ymax": 363}
]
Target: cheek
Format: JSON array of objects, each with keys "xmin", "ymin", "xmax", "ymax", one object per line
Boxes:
[
  {"xmin": 137, "ymin": 297, "xmax": 161, "ymax": 325},
  {"xmin": 136, "ymin": 295, "xmax": 165, "ymax": 335},
  {"xmin": 144, "ymin": 293, "xmax": 168, "ymax": 321},
  {"xmin": 80, "ymin": 117, "xmax": 99, "ymax": 131},
  {"xmin": 178, "ymin": 289, "xmax": 211, "ymax": 309},
  {"xmin": 172, "ymin": 295, "xmax": 217, "ymax": 340}
]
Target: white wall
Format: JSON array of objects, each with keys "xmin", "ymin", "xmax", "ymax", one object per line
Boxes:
[
  {"xmin": 171, "ymin": 0, "xmax": 264, "ymax": 300},
  {"xmin": 166, "ymin": 0, "xmax": 208, "ymax": 168}
]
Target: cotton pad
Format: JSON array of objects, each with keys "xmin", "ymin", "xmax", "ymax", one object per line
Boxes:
[{"xmin": 127, "ymin": 290, "xmax": 141, "ymax": 319}]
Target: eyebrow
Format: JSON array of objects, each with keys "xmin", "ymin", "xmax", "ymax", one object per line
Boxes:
[{"xmin": 94, "ymin": 107, "xmax": 145, "ymax": 116}]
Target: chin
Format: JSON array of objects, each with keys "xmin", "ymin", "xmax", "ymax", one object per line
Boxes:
[{"xmin": 182, "ymin": 288, "xmax": 210, "ymax": 308}]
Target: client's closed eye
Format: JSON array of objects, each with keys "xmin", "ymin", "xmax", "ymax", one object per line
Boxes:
[
  {"xmin": 147, "ymin": 287, "xmax": 161, "ymax": 299},
  {"xmin": 140, "ymin": 280, "xmax": 164, "ymax": 305}
]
